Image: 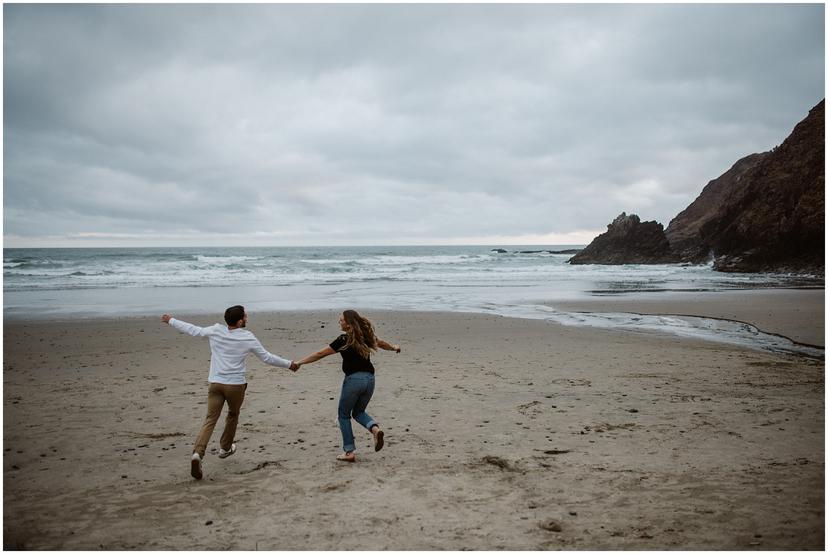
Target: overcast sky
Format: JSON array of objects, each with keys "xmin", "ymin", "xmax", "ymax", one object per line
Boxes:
[{"xmin": 4, "ymin": 3, "xmax": 824, "ymax": 247}]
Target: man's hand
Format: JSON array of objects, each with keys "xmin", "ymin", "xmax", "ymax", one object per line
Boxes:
[
  {"xmin": 161, "ymin": 314, "xmax": 172, "ymax": 324},
  {"xmin": 289, "ymin": 361, "xmax": 300, "ymax": 372}
]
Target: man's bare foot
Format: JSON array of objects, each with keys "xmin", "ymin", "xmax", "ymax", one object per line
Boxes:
[
  {"xmin": 372, "ymin": 426, "xmax": 385, "ymax": 452},
  {"xmin": 336, "ymin": 452, "xmax": 356, "ymax": 462}
]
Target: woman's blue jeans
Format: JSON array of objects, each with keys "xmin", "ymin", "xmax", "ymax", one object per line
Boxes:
[{"xmin": 338, "ymin": 372, "xmax": 377, "ymax": 453}]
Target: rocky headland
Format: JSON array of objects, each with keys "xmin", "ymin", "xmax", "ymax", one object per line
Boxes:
[{"xmin": 569, "ymin": 100, "xmax": 825, "ymax": 273}]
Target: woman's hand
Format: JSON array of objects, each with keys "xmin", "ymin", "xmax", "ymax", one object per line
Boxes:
[
  {"xmin": 377, "ymin": 339, "xmax": 402, "ymax": 354},
  {"xmin": 378, "ymin": 339, "xmax": 401, "ymax": 353}
]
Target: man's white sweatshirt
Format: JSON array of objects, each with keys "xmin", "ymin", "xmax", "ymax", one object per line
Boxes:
[{"xmin": 169, "ymin": 318, "xmax": 292, "ymax": 385}]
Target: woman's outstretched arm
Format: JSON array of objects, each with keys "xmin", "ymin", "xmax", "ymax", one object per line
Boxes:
[
  {"xmin": 376, "ymin": 339, "xmax": 401, "ymax": 353},
  {"xmin": 295, "ymin": 346, "xmax": 336, "ymax": 368}
]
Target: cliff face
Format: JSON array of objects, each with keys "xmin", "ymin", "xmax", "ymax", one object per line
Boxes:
[
  {"xmin": 568, "ymin": 213, "xmax": 677, "ymax": 265},
  {"xmin": 571, "ymin": 100, "xmax": 825, "ymax": 273},
  {"xmin": 664, "ymin": 153, "xmax": 769, "ymax": 263},
  {"xmin": 665, "ymin": 100, "xmax": 825, "ymax": 273}
]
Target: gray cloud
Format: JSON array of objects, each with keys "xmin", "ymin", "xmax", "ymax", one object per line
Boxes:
[{"xmin": 4, "ymin": 4, "xmax": 824, "ymax": 246}]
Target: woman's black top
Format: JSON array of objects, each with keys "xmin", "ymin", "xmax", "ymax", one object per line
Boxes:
[{"xmin": 329, "ymin": 334, "xmax": 375, "ymax": 375}]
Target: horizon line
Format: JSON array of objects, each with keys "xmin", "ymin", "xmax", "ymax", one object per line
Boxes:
[{"xmin": 3, "ymin": 243, "xmax": 589, "ymax": 249}]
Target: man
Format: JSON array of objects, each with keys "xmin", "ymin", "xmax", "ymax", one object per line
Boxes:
[{"xmin": 161, "ymin": 305, "xmax": 298, "ymax": 480}]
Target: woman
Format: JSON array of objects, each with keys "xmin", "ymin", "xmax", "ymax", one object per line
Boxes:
[{"xmin": 295, "ymin": 310, "xmax": 401, "ymax": 462}]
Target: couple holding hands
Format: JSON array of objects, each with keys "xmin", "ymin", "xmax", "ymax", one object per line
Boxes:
[{"xmin": 161, "ymin": 306, "xmax": 400, "ymax": 480}]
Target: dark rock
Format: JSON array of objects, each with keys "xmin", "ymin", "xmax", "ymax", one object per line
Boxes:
[
  {"xmin": 568, "ymin": 213, "xmax": 678, "ymax": 265},
  {"xmin": 666, "ymin": 100, "xmax": 824, "ymax": 273},
  {"xmin": 665, "ymin": 153, "xmax": 768, "ymax": 263}
]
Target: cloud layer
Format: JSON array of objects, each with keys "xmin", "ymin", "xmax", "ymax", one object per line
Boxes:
[{"xmin": 4, "ymin": 4, "xmax": 824, "ymax": 246}]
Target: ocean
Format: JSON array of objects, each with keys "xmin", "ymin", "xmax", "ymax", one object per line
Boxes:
[{"xmin": 3, "ymin": 246, "xmax": 824, "ymax": 357}]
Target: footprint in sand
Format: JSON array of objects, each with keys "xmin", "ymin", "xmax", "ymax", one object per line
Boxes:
[{"xmin": 517, "ymin": 400, "xmax": 544, "ymax": 417}]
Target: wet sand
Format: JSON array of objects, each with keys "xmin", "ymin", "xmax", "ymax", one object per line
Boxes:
[
  {"xmin": 552, "ymin": 288, "xmax": 825, "ymax": 347},
  {"xmin": 3, "ymin": 292, "xmax": 824, "ymax": 549}
]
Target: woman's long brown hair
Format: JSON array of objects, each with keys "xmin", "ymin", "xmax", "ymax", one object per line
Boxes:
[{"xmin": 341, "ymin": 310, "xmax": 377, "ymax": 359}]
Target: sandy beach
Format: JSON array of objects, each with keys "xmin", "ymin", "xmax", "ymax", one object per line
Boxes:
[{"xmin": 3, "ymin": 290, "xmax": 824, "ymax": 549}]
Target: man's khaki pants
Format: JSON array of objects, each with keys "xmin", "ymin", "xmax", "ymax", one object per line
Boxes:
[{"xmin": 193, "ymin": 382, "xmax": 247, "ymax": 458}]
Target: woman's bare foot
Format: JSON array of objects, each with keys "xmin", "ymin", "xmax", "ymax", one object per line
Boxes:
[
  {"xmin": 336, "ymin": 451, "xmax": 356, "ymax": 462},
  {"xmin": 372, "ymin": 426, "xmax": 385, "ymax": 452}
]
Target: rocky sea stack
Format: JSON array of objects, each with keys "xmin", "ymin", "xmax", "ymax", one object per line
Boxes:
[
  {"xmin": 568, "ymin": 212, "xmax": 677, "ymax": 265},
  {"xmin": 570, "ymin": 100, "xmax": 825, "ymax": 273}
]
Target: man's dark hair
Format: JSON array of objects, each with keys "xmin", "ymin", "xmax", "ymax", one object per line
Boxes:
[{"xmin": 224, "ymin": 305, "xmax": 245, "ymax": 326}]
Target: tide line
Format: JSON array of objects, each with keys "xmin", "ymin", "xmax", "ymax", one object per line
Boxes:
[{"xmin": 488, "ymin": 303, "xmax": 824, "ymax": 360}]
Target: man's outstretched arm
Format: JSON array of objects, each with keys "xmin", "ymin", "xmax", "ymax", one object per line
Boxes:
[
  {"xmin": 161, "ymin": 314, "xmax": 213, "ymax": 338},
  {"xmin": 250, "ymin": 338, "xmax": 296, "ymax": 370}
]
